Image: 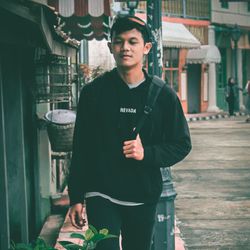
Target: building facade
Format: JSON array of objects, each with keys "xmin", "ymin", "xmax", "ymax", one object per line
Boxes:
[
  {"xmin": 1, "ymin": 0, "xmax": 112, "ymax": 248},
  {"xmin": 135, "ymin": 0, "xmax": 214, "ymax": 114},
  {"xmin": 0, "ymin": 1, "xmax": 78, "ymax": 248},
  {"xmin": 211, "ymin": 0, "xmax": 250, "ymax": 111}
]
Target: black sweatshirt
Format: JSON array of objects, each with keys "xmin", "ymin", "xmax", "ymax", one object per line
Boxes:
[{"xmin": 68, "ymin": 68, "xmax": 191, "ymax": 205}]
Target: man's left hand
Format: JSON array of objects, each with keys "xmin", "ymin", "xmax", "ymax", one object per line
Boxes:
[{"xmin": 123, "ymin": 134, "xmax": 144, "ymax": 161}]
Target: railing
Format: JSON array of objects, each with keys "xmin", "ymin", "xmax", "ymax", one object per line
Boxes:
[
  {"xmin": 138, "ymin": 0, "xmax": 210, "ymax": 20},
  {"xmin": 34, "ymin": 54, "xmax": 72, "ymax": 104},
  {"xmin": 51, "ymin": 152, "xmax": 71, "ymax": 193},
  {"xmin": 185, "ymin": 0, "xmax": 210, "ymax": 19}
]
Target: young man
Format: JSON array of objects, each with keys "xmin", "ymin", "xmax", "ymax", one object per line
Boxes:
[{"xmin": 68, "ymin": 15, "xmax": 191, "ymax": 250}]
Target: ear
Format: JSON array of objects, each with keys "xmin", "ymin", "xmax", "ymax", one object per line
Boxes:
[
  {"xmin": 143, "ymin": 42, "xmax": 152, "ymax": 55},
  {"xmin": 107, "ymin": 42, "xmax": 113, "ymax": 54}
]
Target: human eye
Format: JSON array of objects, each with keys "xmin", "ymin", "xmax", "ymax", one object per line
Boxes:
[
  {"xmin": 129, "ymin": 39, "xmax": 139, "ymax": 45},
  {"xmin": 113, "ymin": 39, "xmax": 122, "ymax": 44}
]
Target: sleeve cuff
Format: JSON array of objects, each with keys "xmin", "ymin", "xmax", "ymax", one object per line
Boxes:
[{"xmin": 69, "ymin": 193, "xmax": 85, "ymax": 206}]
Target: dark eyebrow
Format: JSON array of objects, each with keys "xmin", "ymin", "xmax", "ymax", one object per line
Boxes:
[
  {"xmin": 129, "ymin": 37, "xmax": 140, "ymax": 41},
  {"xmin": 113, "ymin": 36, "xmax": 140, "ymax": 41}
]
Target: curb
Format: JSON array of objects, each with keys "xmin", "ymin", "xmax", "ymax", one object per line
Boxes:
[
  {"xmin": 186, "ymin": 112, "xmax": 247, "ymax": 122},
  {"xmin": 175, "ymin": 223, "xmax": 186, "ymax": 250}
]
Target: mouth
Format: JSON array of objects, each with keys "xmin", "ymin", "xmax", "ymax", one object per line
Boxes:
[{"xmin": 120, "ymin": 54, "xmax": 132, "ymax": 59}]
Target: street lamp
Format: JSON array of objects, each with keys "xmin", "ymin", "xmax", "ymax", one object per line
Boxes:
[
  {"xmin": 126, "ymin": 0, "xmax": 139, "ymax": 16},
  {"xmin": 231, "ymin": 24, "xmax": 241, "ymax": 110}
]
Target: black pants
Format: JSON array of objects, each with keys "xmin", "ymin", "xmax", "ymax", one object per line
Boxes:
[
  {"xmin": 228, "ymin": 97, "xmax": 235, "ymax": 116},
  {"xmin": 85, "ymin": 196, "xmax": 157, "ymax": 250}
]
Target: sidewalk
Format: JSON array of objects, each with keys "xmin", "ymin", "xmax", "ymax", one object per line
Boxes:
[
  {"xmin": 40, "ymin": 111, "xmax": 248, "ymax": 249},
  {"xmin": 41, "ymin": 191, "xmax": 186, "ymax": 249},
  {"xmin": 172, "ymin": 115, "xmax": 250, "ymax": 248},
  {"xmin": 49, "ymin": 204, "xmax": 185, "ymax": 250}
]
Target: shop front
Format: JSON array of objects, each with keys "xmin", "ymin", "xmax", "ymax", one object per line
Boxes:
[
  {"xmin": 186, "ymin": 45, "xmax": 221, "ymax": 113},
  {"xmin": 161, "ymin": 21, "xmax": 201, "ymax": 113}
]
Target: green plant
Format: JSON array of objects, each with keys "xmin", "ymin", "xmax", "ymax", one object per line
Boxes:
[
  {"xmin": 59, "ymin": 225, "xmax": 117, "ymax": 250},
  {"xmin": 10, "ymin": 237, "xmax": 56, "ymax": 250},
  {"xmin": 90, "ymin": 65, "xmax": 105, "ymax": 80}
]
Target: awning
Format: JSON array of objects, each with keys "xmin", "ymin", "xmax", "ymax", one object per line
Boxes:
[
  {"xmin": 186, "ymin": 45, "xmax": 221, "ymax": 64},
  {"xmin": 0, "ymin": 1, "xmax": 80, "ymax": 52},
  {"xmin": 162, "ymin": 22, "xmax": 201, "ymax": 48},
  {"xmin": 48, "ymin": 0, "xmax": 111, "ymax": 41}
]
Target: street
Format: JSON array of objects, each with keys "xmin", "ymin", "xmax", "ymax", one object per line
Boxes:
[{"xmin": 173, "ymin": 116, "xmax": 250, "ymax": 249}]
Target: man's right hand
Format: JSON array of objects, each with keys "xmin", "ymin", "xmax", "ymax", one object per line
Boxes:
[{"xmin": 69, "ymin": 203, "xmax": 86, "ymax": 229}]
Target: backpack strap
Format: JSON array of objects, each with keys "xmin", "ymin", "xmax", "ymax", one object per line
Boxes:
[{"xmin": 132, "ymin": 76, "xmax": 165, "ymax": 138}]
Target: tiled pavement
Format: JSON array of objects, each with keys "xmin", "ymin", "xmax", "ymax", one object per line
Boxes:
[
  {"xmin": 51, "ymin": 206, "xmax": 185, "ymax": 250},
  {"xmin": 40, "ymin": 111, "xmax": 248, "ymax": 249},
  {"xmin": 54, "ymin": 209, "xmax": 87, "ymax": 250}
]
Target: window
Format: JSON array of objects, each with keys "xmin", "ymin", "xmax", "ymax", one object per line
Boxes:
[
  {"xmin": 138, "ymin": 0, "xmax": 210, "ymax": 20},
  {"xmin": 163, "ymin": 48, "xmax": 179, "ymax": 92},
  {"xmin": 35, "ymin": 54, "xmax": 71, "ymax": 104},
  {"xmin": 165, "ymin": 70, "xmax": 179, "ymax": 92},
  {"xmin": 220, "ymin": 1, "xmax": 229, "ymax": 9}
]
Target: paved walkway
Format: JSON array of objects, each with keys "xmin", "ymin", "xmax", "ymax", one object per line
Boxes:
[
  {"xmin": 173, "ymin": 115, "xmax": 250, "ymax": 249},
  {"xmin": 52, "ymin": 207, "xmax": 185, "ymax": 250},
  {"xmin": 41, "ymin": 111, "xmax": 249, "ymax": 249}
]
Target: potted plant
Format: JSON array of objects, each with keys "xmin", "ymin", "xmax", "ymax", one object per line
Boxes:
[
  {"xmin": 10, "ymin": 237, "xmax": 56, "ymax": 250},
  {"xmin": 59, "ymin": 225, "xmax": 117, "ymax": 250},
  {"xmin": 10, "ymin": 225, "xmax": 116, "ymax": 250}
]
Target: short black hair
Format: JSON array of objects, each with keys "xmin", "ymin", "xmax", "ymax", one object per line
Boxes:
[{"xmin": 110, "ymin": 15, "xmax": 151, "ymax": 43}]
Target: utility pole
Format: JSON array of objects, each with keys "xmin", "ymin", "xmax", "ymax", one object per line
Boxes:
[
  {"xmin": 147, "ymin": 1, "xmax": 177, "ymax": 250},
  {"xmin": 147, "ymin": 0, "xmax": 162, "ymax": 77}
]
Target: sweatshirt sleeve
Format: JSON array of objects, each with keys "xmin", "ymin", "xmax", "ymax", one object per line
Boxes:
[
  {"xmin": 68, "ymin": 86, "xmax": 90, "ymax": 206},
  {"xmin": 142, "ymin": 86, "xmax": 192, "ymax": 168}
]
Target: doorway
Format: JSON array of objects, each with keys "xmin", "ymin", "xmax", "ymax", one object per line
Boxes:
[{"xmin": 187, "ymin": 64, "xmax": 201, "ymax": 113}]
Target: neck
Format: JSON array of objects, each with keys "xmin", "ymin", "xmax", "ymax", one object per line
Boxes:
[{"xmin": 117, "ymin": 67, "xmax": 145, "ymax": 84}]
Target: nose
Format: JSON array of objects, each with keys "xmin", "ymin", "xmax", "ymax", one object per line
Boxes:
[{"xmin": 121, "ymin": 41, "xmax": 130, "ymax": 51}]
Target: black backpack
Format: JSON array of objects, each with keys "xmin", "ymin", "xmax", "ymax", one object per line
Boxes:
[
  {"xmin": 132, "ymin": 76, "xmax": 172, "ymax": 182},
  {"xmin": 132, "ymin": 75, "xmax": 165, "ymax": 139}
]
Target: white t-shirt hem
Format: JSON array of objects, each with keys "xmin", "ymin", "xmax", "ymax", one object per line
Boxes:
[{"xmin": 85, "ymin": 192, "xmax": 144, "ymax": 206}]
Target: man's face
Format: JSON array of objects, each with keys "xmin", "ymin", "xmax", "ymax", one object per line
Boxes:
[{"xmin": 108, "ymin": 28, "xmax": 152, "ymax": 69}]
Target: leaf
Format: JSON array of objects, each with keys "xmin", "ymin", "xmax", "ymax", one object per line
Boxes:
[
  {"xmin": 58, "ymin": 241, "xmax": 82, "ymax": 249},
  {"xmin": 70, "ymin": 233, "xmax": 85, "ymax": 240},
  {"xmin": 82, "ymin": 241, "xmax": 88, "ymax": 250},
  {"xmin": 88, "ymin": 225, "xmax": 98, "ymax": 235},
  {"xmin": 99, "ymin": 229, "xmax": 109, "ymax": 236},
  {"xmin": 36, "ymin": 238, "xmax": 47, "ymax": 246},
  {"xmin": 86, "ymin": 241, "xmax": 96, "ymax": 250},
  {"xmin": 33, "ymin": 245, "xmax": 39, "ymax": 250},
  {"xmin": 64, "ymin": 245, "xmax": 81, "ymax": 250},
  {"xmin": 14, "ymin": 243, "xmax": 32, "ymax": 250},
  {"xmin": 61, "ymin": 244, "xmax": 81, "ymax": 250},
  {"xmin": 84, "ymin": 229, "xmax": 94, "ymax": 241},
  {"xmin": 58, "ymin": 240, "xmax": 74, "ymax": 246},
  {"xmin": 103, "ymin": 234, "xmax": 117, "ymax": 239},
  {"xmin": 89, "ymin": 234, "xmax": 105, "ymax": 244},
  {"xmin": 89, "ymin": 233, "xmax": 117, "ymax": 245},
  {"xmin": 11, "ymin": 238, "xmax": 56, "ymax": 250}
]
